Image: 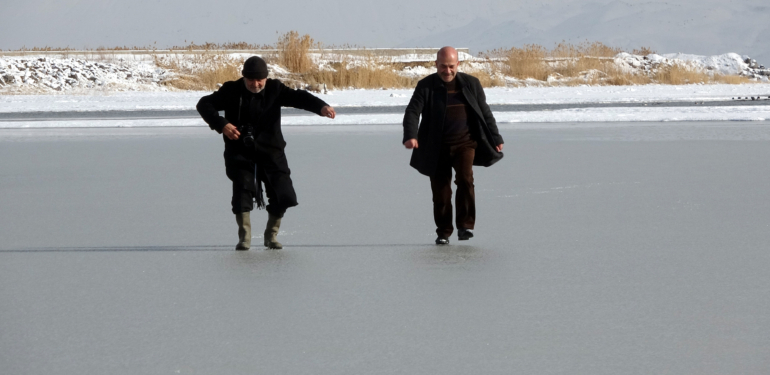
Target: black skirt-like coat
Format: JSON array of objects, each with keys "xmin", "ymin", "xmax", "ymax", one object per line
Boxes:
[
  {"xmin": 197, "ymin": 78, "xmax": 329, "ymax": 192},
  {"xmin": 402, "ymin": 72, "xmax": 504, "ymax": 177}
]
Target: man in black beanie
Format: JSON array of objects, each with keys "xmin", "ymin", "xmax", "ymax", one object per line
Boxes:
[{"xmin": 197, "ymin": 56, "xmax": 336, "ymax": 250}]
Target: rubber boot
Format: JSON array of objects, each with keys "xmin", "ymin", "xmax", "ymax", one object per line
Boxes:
[
  {"xmin": 264, "ymin": 214, "xmax": 283, "ymax": 249},
  {"xmin": 235, "ymin": 212, "xmax": 251, "ymax": 250}
]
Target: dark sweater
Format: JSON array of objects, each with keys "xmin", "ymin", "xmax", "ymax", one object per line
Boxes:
[{"xmin": 443, "ymin": 79, "xmax": 471, "ymax": 138}]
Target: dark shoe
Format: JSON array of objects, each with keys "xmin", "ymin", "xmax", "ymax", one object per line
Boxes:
[
  {"xmin": 458, "ymin": 229, "xmax": 474, "ymax": 241},
  {"xmin": 435, "ymin": 236, "xmax": 450, "ymax": 245}
]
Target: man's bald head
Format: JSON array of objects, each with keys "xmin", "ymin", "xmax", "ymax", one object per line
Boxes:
[
  {"xmin": 435, "ymin": 46, "xmax": 460, "ymax": 83},
  {"xmin": 437, "ymin": 46, "xmax": 459, "ymax": 62}
]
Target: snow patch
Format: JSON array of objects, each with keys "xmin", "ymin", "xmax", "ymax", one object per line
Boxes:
[{"xmin": 0, "ymin": 57, "xmax": 172, "ymax": 93}]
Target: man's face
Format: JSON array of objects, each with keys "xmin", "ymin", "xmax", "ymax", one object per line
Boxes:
[
  {"xmin": 244, "ymin": 77, "xmax": 267, "ymax": 93},
  {"xmin": 435, "ymin": 55, "xmax": 460, "ymax": 83}
]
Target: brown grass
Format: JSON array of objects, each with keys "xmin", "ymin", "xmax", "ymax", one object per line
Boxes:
[
  {"xmin": 484, "ymin": 41, "xmax": 623, "ymax": 81},
  {"xmin": 485, "ymin": 44, "xmax": 550, "ymax": 81},
  {"xmin": 154, "ymin": 53, "xmax": 242, "ymax": 91},
  {"xmin": 713, "ymin": 74, "xmax": 752, "ymax": 84},
  {"xmin": 551, "ymin": 41, "xmax": 621, "ymax": 58},
  {"xmin": 481, "ymin": 40, "xmax": 756, "ymax": 86},
  {"xmin": 603, "ymin": 69, "xmax": 653, "ymax": 85},
  {"xmin": 271, "ymin": 35, "xmax": 421, "ymax": 90},
  {"xmin": 25, "ymin": 35, "xmax": 754, "ymax": 89},
  {"xmin": 300, "ymin": 52, "xmax": 419, "ymax": 90},
  {"xmin": 150, "ymin": 33, "xmax": 423, "ymax": 91},
  {"xmin": 632, "ymin": 46, "xmax": 657, "ymax": 56},
  {"xmin": 653, "ymin": 64, "xmax": 711, "ymax": 84},
  {"xmin": 276, "ymin": 31, "xmax": 319, "ymax": 74},
  {"xmin": 472, "ymin": 70, "xmax": 507, "ymax": 87}
]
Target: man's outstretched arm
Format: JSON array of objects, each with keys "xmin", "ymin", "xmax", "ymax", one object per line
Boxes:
[{"xmin": 278, "ymin": 82, "xmax": 335, "ymax": 119}]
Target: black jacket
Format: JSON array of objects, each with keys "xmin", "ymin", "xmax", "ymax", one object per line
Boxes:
[
  {"xmin": 197, "ymin": 78, "xmax": 329, "ymax": 153},
  {"xmin": 197, "ymin": 78, "xmax": 329, "ymax": 195},
  {"xmin": 402, "ymin": 72, "xmax": 504, "ymax": 176}
]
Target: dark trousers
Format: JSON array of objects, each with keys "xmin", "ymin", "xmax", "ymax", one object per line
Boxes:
[
  {"xmin": 430, "ymin": 136, "xmax": 477, "ymax": 238},
  {"xmin": 229, "ymin": 149, "xmax": 297, "ymax": 218}
]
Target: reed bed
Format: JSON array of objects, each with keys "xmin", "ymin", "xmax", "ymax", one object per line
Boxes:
[{"xmin": 82, "ymin": 32, "xmax": 757, "ymax": 90}]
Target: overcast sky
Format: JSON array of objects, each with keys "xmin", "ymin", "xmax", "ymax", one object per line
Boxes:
[{"xmin": 2, "ymin": 0, "xmax": 768, "ymax": 62}]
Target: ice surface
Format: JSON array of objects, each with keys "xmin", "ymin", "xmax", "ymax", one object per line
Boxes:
[
  {"xmin": 1, "ymin": 124, "xmax": 769, "ymax": 374},
  {"xmin": 3, "ymin": 104, "xmax": 770, "ymax": 129}
]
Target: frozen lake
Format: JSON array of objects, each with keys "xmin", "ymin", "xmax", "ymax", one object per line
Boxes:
[{"xmin": 1, "ymin": 123, "xmax": 769, "ymax": 374}]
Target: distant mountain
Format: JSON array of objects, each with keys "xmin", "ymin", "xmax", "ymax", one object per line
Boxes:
[
  {"xmin": 2, "ymin": 0, "xmax": 766, "ymax": 65},
  {"xmin": 398, "ymin": 0, "xmax": 769, "ymax": 64}
]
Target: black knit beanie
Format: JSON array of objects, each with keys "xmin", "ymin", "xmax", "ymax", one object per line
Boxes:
[{"xmin": 242, "ymin": 56, "xmax": 268, "ymax": 79}]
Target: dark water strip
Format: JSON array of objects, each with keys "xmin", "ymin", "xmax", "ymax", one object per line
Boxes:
[{"xmin": 2, "ymin": 99, "xmax": 770, "ymax": 121}]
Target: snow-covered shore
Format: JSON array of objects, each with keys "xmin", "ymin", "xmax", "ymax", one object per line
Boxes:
[
  {"xmin": 1, "ymin": 84, "xmax": 770, "ymax": 128},
  {"xmin": 2, "ymin": 50, "xmax": 770, "ymax": 129},
  {"xmin": 1, "ymin": 51, "xmax": 769, "ymax": 94}
]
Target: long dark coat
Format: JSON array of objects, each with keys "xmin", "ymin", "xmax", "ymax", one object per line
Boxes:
[
  {"xmin": 402, "ymin": 72, "xmax": 504, "ymax": 177},
  {"xmin": 197, "ymin": 78, "xmax": 329, "ymax": 195}
]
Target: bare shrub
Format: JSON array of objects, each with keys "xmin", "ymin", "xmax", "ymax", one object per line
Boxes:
[
  {"xmin": 604, "ymin": 68, "xmax": 653, "ymax": 85},
  {"xmin": 301, "ymin": 52, "xmax": 418, "ymax": 89},
  {"xmin": 551, "ymin": 57, "xmax": 610, "ymax": 78},
  {"xmin": 632, "ymin": 46, "xmax": 657, "ymax": 56},
  {"xmin": 165, "ymin": 41, "xmax": 273, "ymax": 50},
  {"xmin": 276, "ymin": 31, "xmax": 319, "ymax": 74},
  {"xmin": 713, "ymin": 74, "xmax": 752, "ymax": 84},
  {"xmin": 653, "ymin": 64, "xmax": 711, "ymax": 85},
  {"xmin": 486, "ymin": 41, "xmax": 624, "ymax": 82},
  {"xmin": 652, "ymin": 64, "xmax": 751, "ymax": 85},
  {"xmin": 154, "ymin": 53, "xmax": 241, "ymax": 90},
  {"xmin": 481, "ymin": 41, "xmax": 755, "ymax": 86},
  {"xmin": 549, "ymin": 41, "xmax": 621, "ymax": 78},
  {"xmin": 469, "ymin": 70, "xmax": 506, "ymax": 87},
  {"xmin": 552, "ymin": 41, "xmax": 621, "ymax": 58},
  {"xmin": 486, "ymin": 45, "xmax": 549, "ymax": 81},
  {"xmin": 24, "ymin": 37, "xmax": 754, "ymax": 89}
]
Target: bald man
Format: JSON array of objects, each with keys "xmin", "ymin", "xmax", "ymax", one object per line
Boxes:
[{"xmin": 402, "ymin": 46, "xmax": 504, "ymax": 245}]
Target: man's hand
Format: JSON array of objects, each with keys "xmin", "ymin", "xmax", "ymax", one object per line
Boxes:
[
  {"xmin": 321, "ymin": 106, "xmax": 336, "ymax": 119},
  {"xmin": 404, "ymin": 139, "xmax": 418, "ymax": 149},
  {"xmin": 223, "ymin": 123, "xmax": 240, "ymax": 140},
  {"xmin": 496, "ymin": 144, "xmax": 504, "ymax": 152}
]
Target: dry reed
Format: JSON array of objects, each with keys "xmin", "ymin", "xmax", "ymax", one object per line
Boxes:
[
  {"xmin": 276, "ymin": 31, "xmax": 319, "ymax": 74},
  {"xmin": 154, "ymin": 53, "xmax": 242, "ymax": 91},
  {"xmin": 713, "ymin": 74, "xmax": 751, "ymax": 84},
  {"xmin": 485, "ymin": 44, "xmax": 550, "ymax": 81},
  {"xmin": 47, "ymin": 34, "xmax": 756, "ymax": 89},
  {"xmin": 301, "ymin": 52, "xmax": 419, "ymax": 90},
  {"xmin": 471, "ymin": 70, "xmax": 507, "ymax": 87},
  {"xmin": 653, "ymin": 64, "xmax": 712, "ymax": 85},
  {"xmin": 632, "ymin": 46, "xmax": 656, "ymax": 56}
]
